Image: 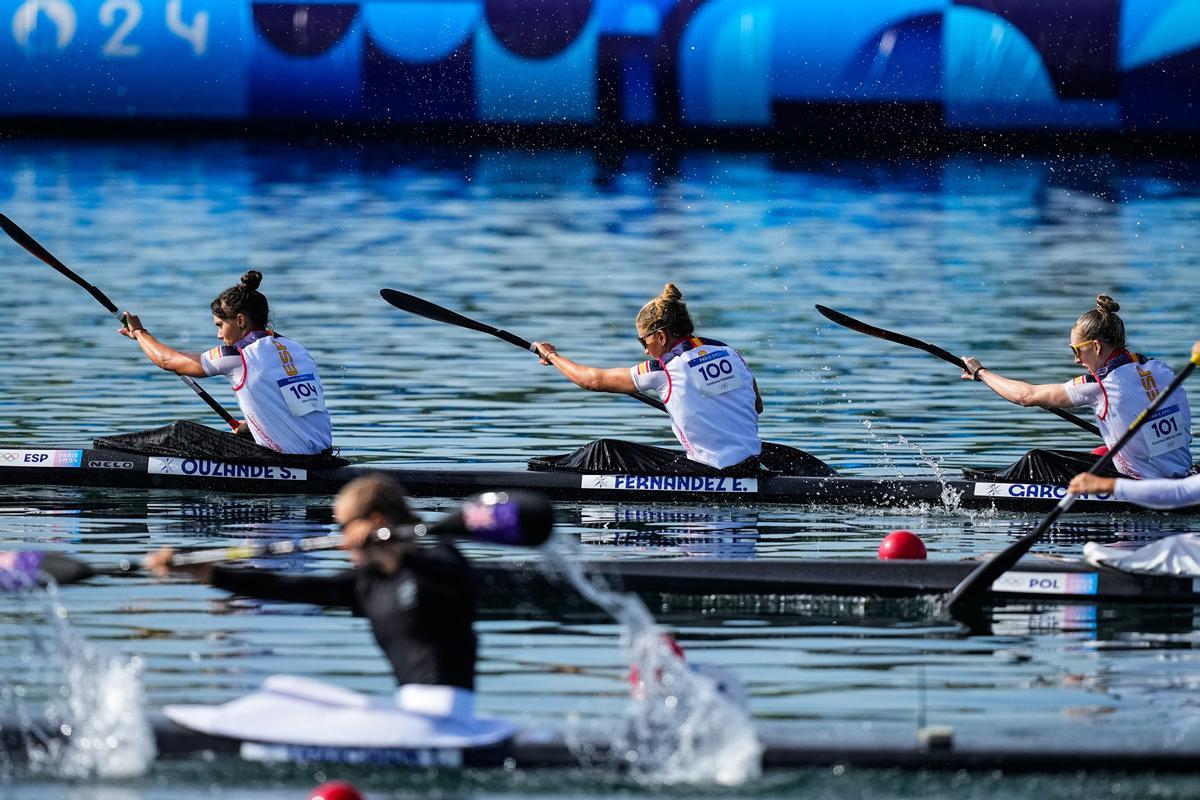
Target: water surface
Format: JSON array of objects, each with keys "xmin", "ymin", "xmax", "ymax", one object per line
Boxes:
[{"xmin": 2, "ymin": 141, "xmax": 1200, "ymax": 798}]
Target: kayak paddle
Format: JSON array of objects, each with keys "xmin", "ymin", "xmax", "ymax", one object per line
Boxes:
[
  {"xmin": 0, "ymin": 490, "xmax": 554, "ymax": 589},
  {"xmin": 815, "ymin": 304, "xmax": 1101, "ymax": 438},
  {"xmin": 0, "ymin": 213, "xmax": 239, "ymax": 431},
  {"xmin": 380, "ymin": 288, "xmax": 668, "ymax": 413},
  {"xmin": 945, "ymin": 349, "xmax": 1199, "ymax": 613}
]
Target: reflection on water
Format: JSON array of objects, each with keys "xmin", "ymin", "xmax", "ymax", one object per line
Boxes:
[
  {"xmin": 2, "ymin": 141, "xmax": 1200, "ymax": 795},
  {"xmin": 576, "ymin": 505, "xmax": 760, "ymax": 558}
]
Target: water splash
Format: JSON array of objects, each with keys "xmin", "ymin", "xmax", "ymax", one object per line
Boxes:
[
  {"xmin": 860, "ymin": 422, "xmax": 1003, "ymax": 519},
  {"xmin": 1, "ymin": 580, "xmax": 155, "ymax": 780},
  {"xmin": 860, "ymin": 418, "xmax": 903, "ymax": 476},
  {"xmin": 541, "ymin": 538, "xmax": 762, "ymax": 786}
]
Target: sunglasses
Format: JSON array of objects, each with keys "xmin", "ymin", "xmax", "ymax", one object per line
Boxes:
[
  {"xmin": 1069, "ymin": 338, "xmax": 1099, "ymax": 355},
  {"xmin": 636, "ymin": 328, "xmax": 664, "ymax": 348}
]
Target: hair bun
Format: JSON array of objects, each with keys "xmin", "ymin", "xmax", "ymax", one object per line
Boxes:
[
  {"xmin": 1096, "ymin": 294, "xmax": 1119, "ymax": 315},
  {"xmin": 661, "ymin": 283, "xmax": 683, "ymax": 302},
  {"xmin": 240, "ymin": 270, "xmax": 263, "ymax": 292}
]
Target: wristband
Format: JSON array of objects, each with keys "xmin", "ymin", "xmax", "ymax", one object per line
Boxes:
[{"xmin": 971, "ymin": 366, "xmax": 987, "ymax": 381}]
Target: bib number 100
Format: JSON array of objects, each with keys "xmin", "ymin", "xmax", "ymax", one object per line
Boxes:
[
  {"xmin": 690, "ymin": 353, "xmax": 742, "ymax": 397},
  {"xmin": 700, "ymin": 360, "xmax": 734, "ymax": 380}
]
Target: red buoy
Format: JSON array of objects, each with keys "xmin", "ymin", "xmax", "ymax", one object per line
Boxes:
[
  {"xmin": 878, "ymin": 530, "xmax": 926, "ymax": 560},
  {"xmin": 310, "ymin": 781, "xmax": 364, "ymax": 800}
]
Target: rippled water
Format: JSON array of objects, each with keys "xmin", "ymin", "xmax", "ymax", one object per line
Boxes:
[{"xmin": 2, "ymin": 140, "xmax": 1200, "ymax": 798}]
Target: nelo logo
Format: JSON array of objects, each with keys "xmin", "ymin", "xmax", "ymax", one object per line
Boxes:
[{"xmin": 88, "ymin": 460, "xmax": 134, "ymax": 470}]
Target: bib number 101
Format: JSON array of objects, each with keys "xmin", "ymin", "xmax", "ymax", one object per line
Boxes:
[
  {"xmin": 1152, "ymin": 417, "xmax": 1179, "ymax": 438},
  {"xmin": 1142, "ymin": 405, "xmax": 1187, "ymax": 459}
]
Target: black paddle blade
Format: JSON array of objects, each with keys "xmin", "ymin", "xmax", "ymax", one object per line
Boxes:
[
  {"xmin": 0, "ymin": 213, "xmax": 120, "ymax": 314},
  {"xmin": 815, "ymin": 304, "xmax": 965, "ymax": 368},
  {"xmin": 433, "ymin": 491, "xmax": 554, "ymax": 548},
  {"xmin": 381, "ymin": 289, "xmax": 497, "ymax": 336},
  {"xmin": 816, "ymin": 304, "xmax": 1101, "ymax": 438},
  {"xmin": 380, "ymin": 287, "xmax": 667, "ymax": 415},
  {"xmin": 380, "ymin": 288, "xmax": 537, "ymax": 352},
  {"xmin": 943, "ymin": 504, "xmax": 1068, "ymax": 613}
]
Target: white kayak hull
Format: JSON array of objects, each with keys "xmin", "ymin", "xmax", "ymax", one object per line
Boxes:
[{"xmin": 163, "ymin": 675, "xmax": 515, "ymax": 760}]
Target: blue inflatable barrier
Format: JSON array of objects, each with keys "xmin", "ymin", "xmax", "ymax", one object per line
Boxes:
[{"xmin": 0, "ymin": 0, "xmax": 1195, "ymax": 131}]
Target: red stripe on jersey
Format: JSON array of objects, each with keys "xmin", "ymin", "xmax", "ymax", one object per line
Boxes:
[{"xmin": 232, "ymin": 349, "xmax": 249, "ymax": 392}]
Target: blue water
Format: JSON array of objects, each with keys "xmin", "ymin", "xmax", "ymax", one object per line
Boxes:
[{"xmin": 2, "ymin": 140, "xmax": 1200, "ymax": 798}]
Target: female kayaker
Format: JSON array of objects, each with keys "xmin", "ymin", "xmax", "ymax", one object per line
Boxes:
[
  {"xmin": 146, "ymin": 473, "xmax": 477, "ymax": 690},
  {"xmin": 961, "ymin": 295, "xmax": 1192, "ymax": 480},
  {"xmin": 120, "ymin": 270, "xmax": 332, "ymax": 455},
  {"xmin": 1067, "ymin": 339, "xmax": 1200, "ymax": 507},
  {"xmin": 531, "ymin": 283, "xmax": 765, "ymax": 474}
]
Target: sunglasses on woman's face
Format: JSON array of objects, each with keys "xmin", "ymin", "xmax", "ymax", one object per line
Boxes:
[
  {"xmin": 1069, "ymin": 338, "xmax": 1098, "ymax": 356},
  {"xmin": 637, "ymin": 328, "xmax": 664, "ymax": 348}
]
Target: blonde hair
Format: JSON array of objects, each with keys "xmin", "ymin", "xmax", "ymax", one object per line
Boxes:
[
  {"xmin": 1073, "ymin": 294, "xmax": 1125, "ymax": 349},
  {"xmin": 635, "ymin": 283, "xmax": 695, "ymax": 338},
  {"xmin": 335, "ymin": 473, "xmax": 420, "ymax": 526}
]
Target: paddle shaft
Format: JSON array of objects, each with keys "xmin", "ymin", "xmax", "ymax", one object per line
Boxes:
[
  {"xmin": 945, "ymin": 355, "xmax": 1199, "ymax": 611},
  {"xmin": 174, "ymin": 490, "xmax": 552, "ymax": 566},
  {"xmin": 16, "ymin": 531, "xmax": 389, "ymax": 586},
  {"xmin": 815, "ymin": 305, "xmax": 1102, "ymax": 438},
  {"xmin": 380, "ymin": 289, "xmax": 667, "ymax": 413},
  {"xmin": 0, "ymin": 213, "xmax": 239, "ymax": 431},
  {"xmin": 7, "ymin": 491, "xmax": 554, "ymax": 587}
]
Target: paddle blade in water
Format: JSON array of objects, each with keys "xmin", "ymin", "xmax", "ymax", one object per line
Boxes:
[{"xmin": 433, "ymin": 491, "xmax": 554, "ymax": 547}]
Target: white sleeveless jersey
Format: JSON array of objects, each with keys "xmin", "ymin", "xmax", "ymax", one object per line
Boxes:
[
  {"xmin": 629, "ymin": 336, "xmax": 760, "ymax": 469},
  {"xmin": 201, "ymin": 330, "xmax": 332, "ymax": 455},
  {"xmin": 1063, "ymin": 351, "xmax": 1192, "ymax": 479}
]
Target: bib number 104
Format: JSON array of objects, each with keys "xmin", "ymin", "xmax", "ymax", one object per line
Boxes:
[{"xmin": 277, "ymin": 374, "xmax": 325, "ymax": 417}]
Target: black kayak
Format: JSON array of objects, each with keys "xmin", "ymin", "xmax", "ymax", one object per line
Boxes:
[
  {"xmin": 32, "ymin": 550, "xmax": 1200, "ymax": 605},
  {"xmin": 4, "ymin": 711, "xmax": 1200, "ymax": 774},
  {"xmin": 0, "ymin": 443, "xmax": 1190, "ymax": 513}
]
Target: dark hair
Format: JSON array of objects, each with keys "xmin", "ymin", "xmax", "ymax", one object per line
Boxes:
[
  {"xmin": 210, "ymin": 270, "xmax": 269, "ymax": 327},
  {"xmin": 635, "ymin": 283, "xmax": 695, "ymax": 338},
  {"xmin": 1073, "ymin": 294, "xmax": 1125, "ymax": 348}
]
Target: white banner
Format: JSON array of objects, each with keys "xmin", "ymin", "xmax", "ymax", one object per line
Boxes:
[
  {"xmin": 149, "ymin": 457, "xmax": 306, "ymax": 481},
  {"xmin": 991, "ymin": 571, "xmax": 1099, "ymax": 596}
]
